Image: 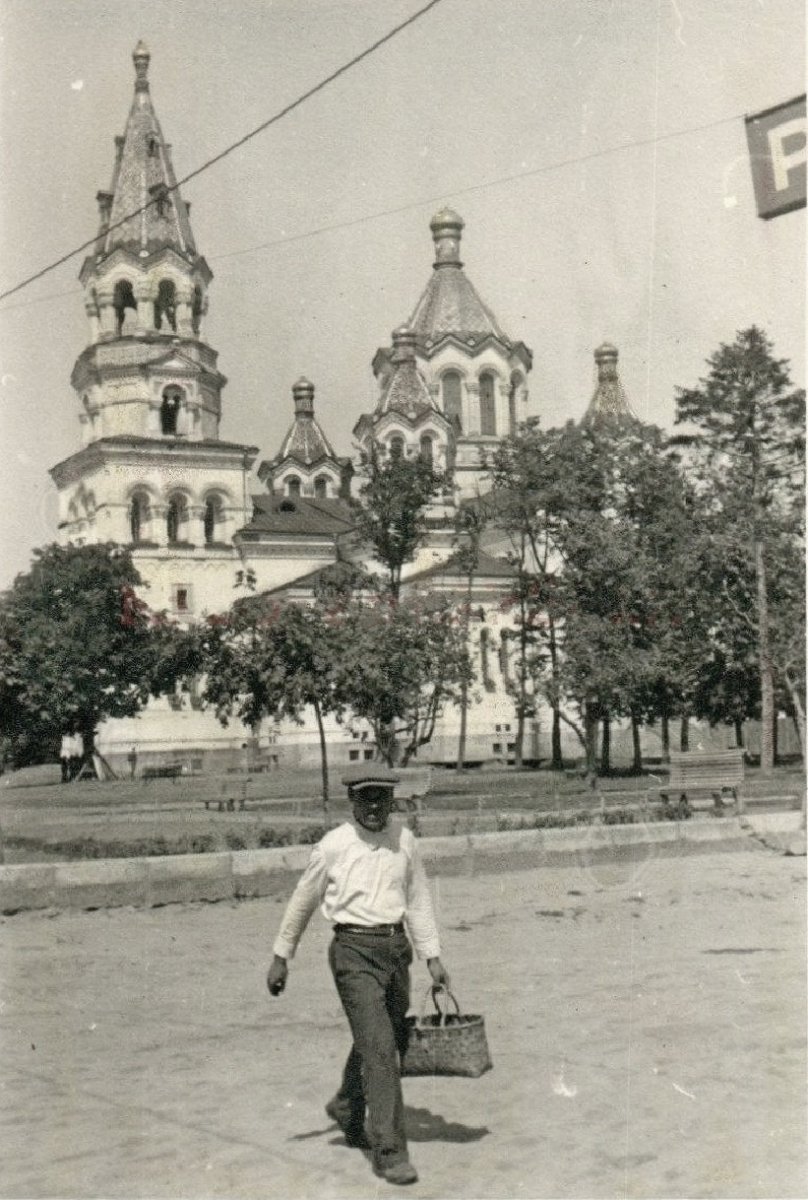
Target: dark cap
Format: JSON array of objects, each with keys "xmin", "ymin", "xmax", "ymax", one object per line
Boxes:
[{"xmin": 341, "ymin": 764, "xmax": 400, "ymax": 791}]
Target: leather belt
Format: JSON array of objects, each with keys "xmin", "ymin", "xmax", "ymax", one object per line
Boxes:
[{"xmin": 334, "ymin": 922, "xmax": 405, "ymax": 936}]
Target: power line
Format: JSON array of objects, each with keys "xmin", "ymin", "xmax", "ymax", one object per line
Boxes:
[
  {"xmin": 0, "ymin": 110, "xmax": 747, "ymax": 314},
  {"xmin": 0, "ymin": 0, "xmax": 446, "ymax": 305}
]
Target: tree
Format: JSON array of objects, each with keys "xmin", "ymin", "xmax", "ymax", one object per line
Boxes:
[
  {"xmin": 197, "ymin": 598, "xmax": 347, "ymax": 810},
  {"xmin": 675, "ymin": 327, "xmax": 805, "ymax": 772},
  {"xmin": 490, "ymin": 416, "xmax": 699, "ymax": 775},
  {"xmin": 488, "ymin": 420, "xmax": 570, "ymax": 769},
  {"xmin": 349, "ymin": 443, "xmax": 445, "ymax": 601},
  {"xmin": 453, "ymin": 502, "xmax": 486, "ymax": 773},
  {"xmin": 0, "ymin": 543, "xmax": 164, "ymax": 769},
  {"xmin": 330, "ymin": 593, "xmax": 471, "ymax": 766}
]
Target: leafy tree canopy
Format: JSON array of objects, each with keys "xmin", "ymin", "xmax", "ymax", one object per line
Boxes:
[
  {"xmin": 0, "ymin": 543, "xmax": 163, "ymax": 763},
  {"xmin": 350, "ymin": 443, "xmax": 446, "ymax": 599}
]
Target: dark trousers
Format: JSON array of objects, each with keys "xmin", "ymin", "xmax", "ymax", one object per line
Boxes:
[{"xmin": 328, "ymin": 928, "xmax": 412, "ymax": 1164}]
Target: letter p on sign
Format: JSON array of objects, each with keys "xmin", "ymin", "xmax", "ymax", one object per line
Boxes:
[{"xmin": 745, "ymin": 95, "xmax": 806, "ymax": 219}]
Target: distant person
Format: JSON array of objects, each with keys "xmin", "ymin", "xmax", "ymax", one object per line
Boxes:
[
  {"xmin": 59, "ymin": 733, "xmax": 72, "ymax": 783},
  {"xmin": 127, "ymin": 745, "xmax": 138, "ymax": 780},
  {"xmin": 266, "ymin": 765, "xmax": 451, "ymax": 1187}
]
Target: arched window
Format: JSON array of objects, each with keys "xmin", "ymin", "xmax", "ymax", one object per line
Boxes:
[
  {"xmin": 160, "ymin": 386, "xmax": 183, "ymax": 435},
  {"xmin": 286, "ymin": 476, "xmax": 301, "ymax": 497},
  {"xmin": 191, "ymin": 285, "xmax": 203, "ymax": 336},
  {"xmin": 146, "ymin": 133, "xmax": 159, "ymax": 157},
  {"xmin": 313, "ymin": 476, "xmax": 328, "ymax": 499},
  {"xmin": 113, "ymin": 279, "xmax": 136, "ymax": 335},
  {"xmin": 480, "ymin": 372, "xmax": 497, "ymax": 435},
  {"xmin": 419, "ymin": 434, "xmax": 434, "ymax": 463},
  {"xmin": 166, "ymin": 494, "xmax": 187, "ymax": 544},
  {"xmin": 154, "ymin": 280, "xmax": 177, "ymax": 331},
  {"xmin": 129, "ymin": 493, "xmax": 149, "ymax": 543},
  {"xmin": 203, "ymin": 496, "xmax": 221, "ymax": 545},
  {"xmin": 389, "ymin": 435, "xmax": 405, "ymax": 459},
  {"xmin": 442, "ymin": 371, "xmax": 463, "ymax": 432}
]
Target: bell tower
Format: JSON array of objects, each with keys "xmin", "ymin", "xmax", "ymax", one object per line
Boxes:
[
  {"xmin": 73, "ymin": 40, "xmax": 219, "ymax": 444},
  {"xmin": 50, "ymin": 44, "xmax": 257, "ymax": 618}
]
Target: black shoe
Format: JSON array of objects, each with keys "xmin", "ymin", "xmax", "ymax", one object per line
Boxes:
[
  {"xmin": 325, "ymin": 1098, "xmax": 370, "ymax": 1149},
  {"xmin": 373, "ymin": 1154, "xmax": 418, "ymax": 1185}
]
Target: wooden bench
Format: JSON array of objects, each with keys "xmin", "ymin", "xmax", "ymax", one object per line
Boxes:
[
  {"xmin": 205, "ymin": 777, "xmax": 251, "ymax": 812},
  {"xmin": 142, "ymin": 764, "xmax": 182, "ymax": 782},
  {"xmin": 395, "ymin": 766, "xmax": 433, "ymax": 815},
  {"xmin": 659, "ymin": 749, "xmax": 745, "ymax": 816}
]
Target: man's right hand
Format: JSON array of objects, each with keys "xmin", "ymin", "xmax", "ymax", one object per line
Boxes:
[{"xmin": 267, "ymin": 956, "xmax": 288, "ymax": 996}]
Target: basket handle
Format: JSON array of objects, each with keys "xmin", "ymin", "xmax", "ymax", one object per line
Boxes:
[{"xmin": 419, "ymin": 984, "xmax": 461, "ymax": 1025}]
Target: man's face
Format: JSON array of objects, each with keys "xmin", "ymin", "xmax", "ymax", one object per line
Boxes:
[{"xmin": 352, "ymin": 785, "xmax": 396, "ymax": 832}]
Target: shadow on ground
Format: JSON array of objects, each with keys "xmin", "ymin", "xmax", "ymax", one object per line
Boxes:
[{"xmin": 290, "ymin": 1105, "xmax": 489, "ymax": 1147}]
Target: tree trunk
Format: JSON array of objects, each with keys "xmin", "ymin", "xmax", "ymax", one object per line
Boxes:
[
  {"xmin": 456, "ymin": 677, "xmax": 468, "ymax": 773},
  {"xmin": 631, "ymin": 712, "xmax": 642, "ymax": 774},
  {"xmin": 551, "ymin": 705, "xmax": 563, "ymax": 770},
  {"xmin": 79, "ymin": 723, "xmax": 98, "ymax": 779},
  {"xmin": 548, "ymin": 620, "xmax": 564, "ymax": 770},
  {"xmin": 661, "ymin": 713, "xmax": 670, "ymax": 761},
  {"xmin": 755, "ymin": 538, "xmax": 775, "ymax": 774},
  {"xmin": 784, "ymin": 672, "xmax": 806, "ymax": 761},
  {"xmin": 600, "ymin": 715, "xmax": 611, "ymax": 776},
  {"xmin": 782, "ymin": 673, "xmax": 806, "ymax": 829},
  {"xmin": 312, "ymin": 698, "xmax": 329, "ymax": 812},
  {"xmin": 680, "ymin": 714, "xmax": 690, "ymax": 752},
  {"xmin": 584, "ymin": 703, "xmax": 599, "ymax": 780},
  {"xmin": 734, "ymin": 718, "xmax": 744, "ymax": 749},
  {"xmin": 514, "ymin": 705, "xmax": 525, "ymax": 770},
  {"xmin": 456, "ymin": 583, "xmax": 474, "ymax": 774}
]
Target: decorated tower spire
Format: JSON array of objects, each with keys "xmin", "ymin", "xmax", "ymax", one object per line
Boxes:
[
  {"xmin": 93, "ymin": 41, "xmax": 197, "ymax": 261},
  {"xmin": 583, "ymin": 342, "xmax": 636, "ymax": 422}
]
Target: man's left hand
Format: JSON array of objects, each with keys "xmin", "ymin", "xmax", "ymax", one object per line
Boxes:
[{"xmin": 427, "ymin": 957, "xmax": 451, "ymax": 990}]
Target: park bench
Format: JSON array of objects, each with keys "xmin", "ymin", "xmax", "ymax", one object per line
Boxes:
[
  {"xmin": 395, "ymin": 766, "xmax": 433, "ymax": 814},
  {"xmin": 205, "ymin": 776, "xmax": 252, "ymax": 812},
  {"xmin": 659, "ymin": 749, "xmax": 745, "ymax": 816},
  {"xmin": 142, "ymin": 764, "xmax": 182, "ymax": 782}
]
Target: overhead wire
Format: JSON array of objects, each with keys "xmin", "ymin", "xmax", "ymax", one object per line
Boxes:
[
  {"xmin": 0, "ymin": 0, "xmax": 446, "ymax": 305},
  {"xmin": 0, "ymin": 110, "xmax": 747, "ymax": 315}
]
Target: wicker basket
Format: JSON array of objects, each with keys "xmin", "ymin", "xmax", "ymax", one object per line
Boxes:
[{"xmin": 400, "ymin": 986, "xmax": 492, "ymax": 1078}]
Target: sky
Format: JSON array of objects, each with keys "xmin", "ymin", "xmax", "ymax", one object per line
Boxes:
[{"xmin": 0, "ymin": 0, "xmax": 804, "ymax": 588}]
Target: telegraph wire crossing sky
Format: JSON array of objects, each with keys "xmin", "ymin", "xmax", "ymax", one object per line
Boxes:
[
  {"xmin": 0, "ymin": 0, "xmax": 804, "ymax": 589},
  {"xmin": 0, "ymin": 108, "xmax": 749, "ymax": 314},
  {"xmin": 0, "ymin": 0, "xmax": 447, "ymax": 305}
]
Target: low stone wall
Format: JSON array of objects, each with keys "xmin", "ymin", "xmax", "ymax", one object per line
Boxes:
[{"xmin": 0, "ymin": 819, "xmax": 750, "ymax": 915}]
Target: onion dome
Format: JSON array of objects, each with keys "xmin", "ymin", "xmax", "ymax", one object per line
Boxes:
[
  {"xmin": 278, "ymin": 378, "xmax": 337, "ymax": 464},
  {"xmin": 408, "ymin": 209, "xmax": 510, "ymax": 347},
  {"xmin": 378, "ymin": 327, "xmax": 434, "ymax": 418}
]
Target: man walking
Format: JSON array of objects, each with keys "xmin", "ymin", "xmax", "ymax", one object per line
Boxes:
[{"xmin": 267, "ymin": 765, "xmax": 450, "ymax": 1186}]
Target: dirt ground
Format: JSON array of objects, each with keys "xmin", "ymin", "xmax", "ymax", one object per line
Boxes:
[{"xmin": 1, "ymin": 840, "xmax": 805, "ymax": 1200}]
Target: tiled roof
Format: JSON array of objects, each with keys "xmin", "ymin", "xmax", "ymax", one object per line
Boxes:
[
  {"xmin": 244, "ymin": 494, "xmax": 355, "ymax": 537},
  {"xmin": 256, "ymin": 559, "xmax": 367, "ymax": 597},
  {"xmin": 278, "ymin": 416, "xmax": 336, "ymax": 465},
  {"xmin": 409, "ymin": 267, "xmax": 510, "ymax": 347},
  {"xmin": 406, "ymin": 549, "xmax": 514, "ymax": 584},
  {"xmin": 97, "ymin": 44, "xmax": 196, "ymax": 260},
  {"xmin": 379, "ymin": 360, "xmax": 434, "ymax": 418}
]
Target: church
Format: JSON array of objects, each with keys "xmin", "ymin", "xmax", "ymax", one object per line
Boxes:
[{"xmin": 49, "ymin": 44, "xmax": 633, "ymax": 775}]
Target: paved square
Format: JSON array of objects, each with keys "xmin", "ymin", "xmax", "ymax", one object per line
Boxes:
[{"xmin": 1, "ymin": 842, "xmax": 805, "ymax": 1198}]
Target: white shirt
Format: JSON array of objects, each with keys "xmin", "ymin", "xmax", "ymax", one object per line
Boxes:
[{"xmin": 272, "ymin": 818, "xmax": 441, "ymax": 961}]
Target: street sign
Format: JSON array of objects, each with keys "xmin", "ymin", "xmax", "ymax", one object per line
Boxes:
[{"xmin": 745, "ymin": 94, "xmax": 806, "ymax": 219}]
